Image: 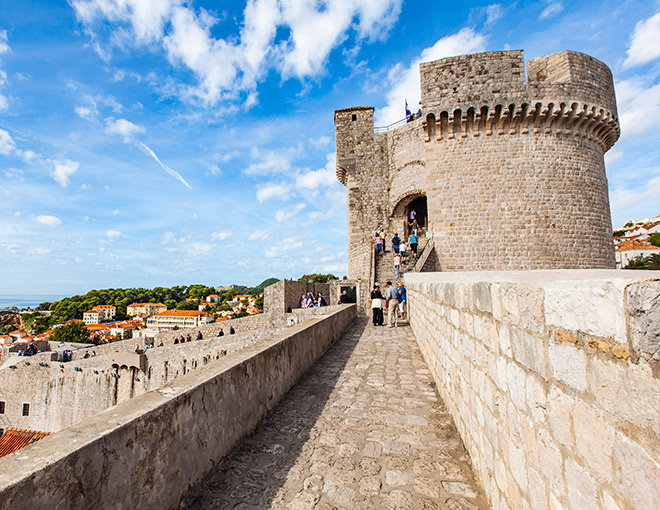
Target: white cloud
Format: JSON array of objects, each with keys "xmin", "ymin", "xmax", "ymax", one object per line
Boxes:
[
  {"xmin": 0, "ymin": 128, "xmax": 16, "ymax": 155},
  {"xmin": 31, "ymin": 215, "xmax": 62, "ymax": 227},
  {"xmin": 249, "ymin": 230, "xmax": 268, "ymax": 240},
  {"xmin": 71, "ymin": 0, "xmax": 403, "ymax": 106},
  {"xmin": 375, "ymin": 28, "xmax": 487, "ymax": 125},
  {"xmin": 20, "ymin": 150, "xmax": 40, "ymax": 163},
  {"xmin": 0, "ymin": 94, "xmax": 7, "ymax": 111},
  {"xmin": 615, "ymin": 77, "xmax": 660, "ymax": 135},
  {"xmin": 485, "ymin": 4, "xmax": 503, "ymax": 26},
  {"xmin": 256, "ymin": 181, "xmax": 291, "ymax": 203},
  {"xmin": 75, "ymin": 106, "xmax": 96, "ymax": 120},
  {"xmin": 211, "ymin": 231, "xmax": 230, "ymax": 241},
  {"xmin": 295, "ymin": 153, "xmax": 337, "ymax": 190},
  {"xmin": 309, "ymin": 135, "xmax": 331, "ymax": 147},
  {"xmin": 50, "ymin": 159, "xmax": 80, "ymax": 187},
  {"xmin": 610, "ymin": 175, "xmax": 660, "ymax": 224},
  {"xmin": 244, "ymin": 146, "xmax": 298, "ymax": 176},
  {"xmin": 105, "ymin": 229, "xmax": 121, "ymax": 239},
  {"xmin": 112, "ymin": 208, "xmax": 120, "ymax": 215},
  {"xmin": 0, "ymin": 30, "xmax": 9, "ymax": 55},
  {"xmin": 105, "ymin": 118, "xmax": 146, "ymax": 139},
  {"xmin": 623, "ymin": 12, "xmax": 660, "ymax": 68},
  {"xmin": 275, "ymin": 203, "xmax": 306, "ymax": 222},
  {"xmin": 207, "ymin": 164, "xmax": 222, "ymax": 176},
  {"xmin": 539, "ymin": 1, "xmax": 563, "ymax": 20}
]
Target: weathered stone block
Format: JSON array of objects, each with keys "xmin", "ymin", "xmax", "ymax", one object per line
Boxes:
[
  {"xmin": 573, "ymin": 400, "xmax": 613, "ymax": 483},
  {"xmin": 613, "ymin": 431, "xmax": 660, "ymax": 510},
  {"xmin": 548, "ymin": 343, "xmax": 587, "ymax": 392},
  {"xmin": 624, "ymin": 279, "xmax": 660, "ymax": 364},
  {"xmin": 565, "ymin": 458, "xmax": 599, "ymax": 510},
  {"xmin": 544, "ymin": 279, "xmax": 627, "ymax": 342}
]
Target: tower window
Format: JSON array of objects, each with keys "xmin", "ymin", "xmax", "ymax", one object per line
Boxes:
[
  {"xmin": 351, "ymin": 114, "xmax": 357, "ymax": 121},
  {"xmin": 22, "ymin": 403, "xmax": 30, "ymax": 416},
  {"xmin": 0, "ymin": 401, "xmax": 4, "ymax": 414}
]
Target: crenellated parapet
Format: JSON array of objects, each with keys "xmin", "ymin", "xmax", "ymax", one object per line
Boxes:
[{"xmin": 423, "ymin": 100, "xmax": 620, "ymax": 152}]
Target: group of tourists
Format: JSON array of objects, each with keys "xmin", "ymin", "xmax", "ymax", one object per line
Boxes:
[
  {"xmin": 301, "ymin": 292, "xmax": 328, "ymax": 308},
  {"xmin": 375, "ymin": 230, "xmax": 419, "ymax": 278},
  {"xmin": 370, "ymin": 281, "xmax": 407, "ymax": 327},
  {"xmin": 17, "ymin": 344, "xmax": 39, "ymax": 356}
]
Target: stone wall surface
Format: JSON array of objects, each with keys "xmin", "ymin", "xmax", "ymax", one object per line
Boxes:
[
  {"xmin": 0, "ymin": 301, "xmax": 347, "ymax": 433},
  {"xmin": 405, "ymin": 270, "xmax": 660, "ymax": 510},
  {"xmin": 0, "ymin": 305, "xmax": 357, "ymax": 510}
]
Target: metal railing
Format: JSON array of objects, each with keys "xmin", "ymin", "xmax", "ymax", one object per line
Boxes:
[{"xmin": 373, "ymin": 117, "xmax": 410, "ymax": 133}]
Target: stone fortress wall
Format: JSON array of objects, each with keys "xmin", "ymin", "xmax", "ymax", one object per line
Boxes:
[
  {"xmin": 405, "ymin": 270, "xmax": 660, "ymax": 510},
  {"xmin": 335, "ymin": 50, "xmax": 619, "ymax": 287},
  {"xmin": 0, "ymin": 281, "xmax": 347, "ymax": 434}
]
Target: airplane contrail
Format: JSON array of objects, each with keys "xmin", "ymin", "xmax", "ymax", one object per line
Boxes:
[{"xmin": 136, "ymin": 141, "xmax": 192, "ymax": 190}]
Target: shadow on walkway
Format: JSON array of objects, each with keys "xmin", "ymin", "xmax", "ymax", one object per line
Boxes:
[
  {"xmin": 181, "ymin": 317, "xmax": 489, "ymax": 509},
  {"xmin": 181, "ymin": 317, "xmax": 369, "ymax": 509}
]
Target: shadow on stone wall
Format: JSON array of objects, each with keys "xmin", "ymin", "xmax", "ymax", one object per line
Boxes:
[{"xmin": 181, "ymin": 318, "xmax": 368, "ymax": 508}]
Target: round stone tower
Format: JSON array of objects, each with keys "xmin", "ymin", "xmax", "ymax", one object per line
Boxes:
[{"xmin": 421, "ymin": 50, "xmax": 619, "ymax": 270}]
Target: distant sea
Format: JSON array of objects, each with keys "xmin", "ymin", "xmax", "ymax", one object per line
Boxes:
[{"xmin": 0, "ymin": 294, "xmax": 65, "ymax": 310}]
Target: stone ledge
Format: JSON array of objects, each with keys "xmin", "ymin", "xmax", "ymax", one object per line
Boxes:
[{"xmin": 0, "ymin": 305, "xmax": 357, "ymax": 510}]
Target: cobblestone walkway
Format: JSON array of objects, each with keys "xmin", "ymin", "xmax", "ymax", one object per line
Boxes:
[{"xmin": 183, "ymin": 318, "xmax": 489, "ymax": 510}]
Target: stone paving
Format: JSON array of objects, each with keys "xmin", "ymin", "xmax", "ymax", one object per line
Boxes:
[{"xmin": 183, "ymin": 318, "xmax": 489, "ymax": 510}]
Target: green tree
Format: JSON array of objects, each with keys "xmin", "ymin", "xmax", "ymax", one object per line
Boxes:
[
  {"xmin": 624, "ymin": 256, "xmax": 649, "ymax": 269},
  {"xmin": 298, "ymin": 273, "xmax": 337, "ymax": 283},
  {"xmin": 649, "ymin": 233, "xmax": 660, "ymax": 247},
  {"xmin": 254, "ymin": 295, "xmax": 264, "ymax": 311},
  {"xmin": 50, "ymin": 321, "xmax": 91, "ymax": 344},
  {"xmin": 647, "ymin": 254, "xmax": 660, "ymax": 270},
  {"xmin": 612, "ymin": 230, "xmax": 626, "ymax": 237}
]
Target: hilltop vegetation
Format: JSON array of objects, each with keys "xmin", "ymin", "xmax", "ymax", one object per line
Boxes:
[{"xmin": 27, "ymin": 278, "xmax": 280, "ymax": 329}]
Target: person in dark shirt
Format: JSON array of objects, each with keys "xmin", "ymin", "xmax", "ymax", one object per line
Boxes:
[
  {"xmin": 339, "ymin": 291, "xmax": 350, "ymax": 304},
  {"xmin": 229, "ymin": 326, "xmax": 235, "ymax": 334},
  {"xmin": 391, "ymin": 233, "xmax": 401, "ymax": 254},
  {"xmin": 370, "ymin": 284, "xmax": 384, "ymax": 326}
]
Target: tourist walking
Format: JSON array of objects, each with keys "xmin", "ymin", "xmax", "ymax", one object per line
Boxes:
[
  {"xmin": 370, "ymin": 283, "xmax": 384, "ymax": 326},
  {"xmin": 316, "ymin": 292, "xmax": 327, "ymax": 307},
  {"xmin": 397, "ymin": 283, "xmax": 407, "ymax": 321},
  {"xmin": 394, "ymin": 253, "xmax": 401, "ymax": 277},
  {"xmin": 375, "ymin": 232, "xmax": 383, "ymax": 256},
  {"xmin": 386, "ymin": 281, "xmax": 398, "ymax": 327},
  {"xmin": 399, "ymin": 240, "xmax": 407, "ymax": 260},
  {"xmin": 391, "ymin": 233, "xmax": 401, "ymax": 254},
  {"xmin": 409, "ymin": 232, "xmax": 419, "ymax": 259}
]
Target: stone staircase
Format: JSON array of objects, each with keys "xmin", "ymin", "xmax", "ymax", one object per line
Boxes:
[{"xmin": 374, "ymin": 237, "xmax": 429, "ymax": 284}]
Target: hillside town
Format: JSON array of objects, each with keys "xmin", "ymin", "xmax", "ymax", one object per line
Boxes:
[
  {"xmin": 0, "ymin": 288, "xmax": 264, "ymax": 362},
  {"xmin": 613, "ymin": 214, "xmax": 660, "ymax": 268}
]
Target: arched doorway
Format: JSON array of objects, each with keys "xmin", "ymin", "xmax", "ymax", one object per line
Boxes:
[
  {"xmin": 406, "ymin": 196, "xmax": 428, "ymax": 236},
  {"xmin": 391, "ymin": 191, "xmax": 428, "ymax": 238}
]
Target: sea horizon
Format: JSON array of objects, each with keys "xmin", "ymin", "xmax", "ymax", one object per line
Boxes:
[{"xmin": 0, "ymin": 294, "xmax": 66, "ymax": 310}]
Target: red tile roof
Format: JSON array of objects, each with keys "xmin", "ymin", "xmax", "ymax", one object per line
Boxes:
[
  {"xmin": 0, "ymin": 429, "xmax": 51, "ymax": 458},
  {"xmin": 154, "ymin": 310, "xmax": 209, "ymax": 317},
  {"xmin": 615, "ymin": 240, "xmax": 660, "ymax": 251}
]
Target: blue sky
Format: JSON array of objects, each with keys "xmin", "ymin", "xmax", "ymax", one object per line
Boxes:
[{"xmin": 0, "ymin": 0, "xmax": 659, "ymax": 295}]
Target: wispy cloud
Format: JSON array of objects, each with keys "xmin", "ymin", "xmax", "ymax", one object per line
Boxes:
[
  {"xmin": 0, "ymin": 128, "xmax": 16, "ymax": 155},
  {"xmin": 105, "ymin": 229, "xmax": 121, "ymax": 239},
  {"xmin": 0, "ymin": 30, "xmax": 9, "ymax": 111},
  {"xmin": 275, "ymin": 203, "xmax": 306, "ymax": 222},
  {"xmin": 539, "ymin": 1, "xmax": 563, "ymax": 20},
  {"xmin": 623, "ymin": 12, "xmax": 660, "ymax": 68},
  {"xmin": 256, "ymin": 181, "xmax": 291, "ymax": 203},
  {"xmin": 136, "ymin": 141, "xmax": 192, "ymax": 189}
]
